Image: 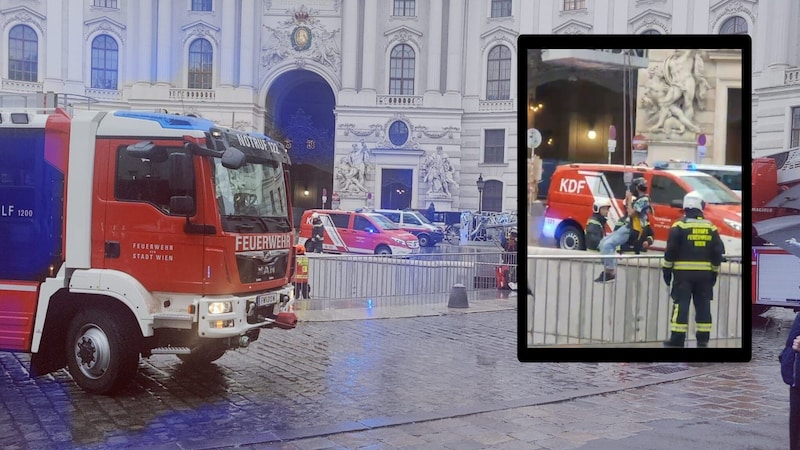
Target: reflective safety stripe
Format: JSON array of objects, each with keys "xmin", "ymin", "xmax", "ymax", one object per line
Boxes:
[
  {"xmin": 587, "ymin": 219, "xmax": 602, "ymax": 226},
  {"xmin": 672, "ymin": 261, "xmax": 712, "ymax": 271},
  {"xmin": 673, "ymin": 221, "xmax": 717, "ymax": 232},
  {"xmin": 670, "ymin": 304, "xmax": 689, "ymax": 332},
  {"xmin": 696, "ymin": 322, "xmax": 713, "ymax": 332},
  {"xmin": 711, "ymin": 265, "xmax": 720, "ymax": 273},
  {"xmin": 662, "ymin": 260, "xmax": 674, "ymax": 269}
]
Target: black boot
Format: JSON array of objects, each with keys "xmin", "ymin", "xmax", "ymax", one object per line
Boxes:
[
  {"xmin": 663, "ymin": 332, "xmax": 686, "ymax": 348},
  {"xmin": 696, "ymin": 331, "xmax": 710, "ymax": 348}
]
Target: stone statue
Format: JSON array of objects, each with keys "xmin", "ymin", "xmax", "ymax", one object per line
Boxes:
[
  {"xmin": 336, "ymin": 159, "xmax": 368, "ymax": 194},
  {"xmin": 641, "ymin": 50, "xmax": 711, "ymax": 136},
  {"xmin": 422, "ymin": 146, "xmax": 455, "ymax": 196},
  {"xmin": 336, "ymin": 140, "xmax": 372, "ymax": 194}
]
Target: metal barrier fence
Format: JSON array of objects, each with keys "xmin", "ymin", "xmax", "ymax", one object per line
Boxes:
[
  {"xmin": 300, "ymin": 252, "xmax": 517, "ymax": 307},
  {"xmin": 526, "ymin": 253, "xmax": 743, "ymax": 346}
]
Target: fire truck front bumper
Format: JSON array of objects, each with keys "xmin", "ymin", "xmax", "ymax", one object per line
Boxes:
[{"xmin": 196, "ymin": 284, "xmax": 297, "ymax": 338}]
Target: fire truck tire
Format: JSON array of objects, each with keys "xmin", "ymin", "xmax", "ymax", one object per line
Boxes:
[
  {"xmin": 375, "ymin": 245, "xmax": 392, "ymax": 255},
  {"xmin": 558, "ymin": 225, "xmax": 585, "ymax": 251},
  {"xmin": 177, "ymin": 343, "xmax": 228, "ymax": 365},
  {"xmin": 66, "ymin": 308, "xmax": 140, "ymax": 395}
]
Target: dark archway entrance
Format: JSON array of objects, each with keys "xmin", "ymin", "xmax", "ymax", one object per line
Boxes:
[
  {"xmin": 381, "ymin": 169, "xmax": 412, "ymax": 210},
  {"xmin": 265, "ymin": 70, "xmax": 335, "ymax": 221}
]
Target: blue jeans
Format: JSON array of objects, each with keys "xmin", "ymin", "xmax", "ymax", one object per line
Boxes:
[{"xmin": 598, "ymin": 225, "xmax": 630, "ymax": 270}]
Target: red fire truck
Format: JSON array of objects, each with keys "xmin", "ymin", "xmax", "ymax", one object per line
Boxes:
[
  {"xmin": 752, "ymin": 149, "xmax": 800, "ymax": 315},
  {"xmin": 0, "ymin": 104, "xmax": 297, "ymax": 394}
]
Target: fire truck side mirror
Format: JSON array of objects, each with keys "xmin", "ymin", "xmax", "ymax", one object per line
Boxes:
[
  {"xmin": 221, "ymin": 147, "xmax": 246, "ymax": 170},
  {"xmin": 170, "ymin": 196, "xmax": 196, "ymax": 216}
]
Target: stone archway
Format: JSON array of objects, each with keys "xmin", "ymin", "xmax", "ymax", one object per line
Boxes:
[{"xmin": 265, "ymin": 69, "xmax": 336, "ymax": 214}]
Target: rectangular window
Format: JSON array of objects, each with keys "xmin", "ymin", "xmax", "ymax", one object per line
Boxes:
[
  {"xmin": 115, "ymin": 147, "xmax": 195, "ymax": 215},
  {"xmin": 93, "ymin": 0, "xmax": 118, "ymax": 8},
  {"xmin": 191, "ymin": 0, "xmax": 212, "ymax": 11},
  {"xmin": 393, "ymin": 0, "xmax": 415, "ymax": 17},
  {"xmin": 491, "ymin": 0, "xmax": 512, "ymax": 18},
  {"xmin": 791, "ymin": 107, "xmax": 800, "ymax": 148},
  {"xmin": 329, "ymin": 213, "xmax": 350, "ymax": 229},
  {"xmin": 484, "ymin": 129, "xmax": 505, "ymax": 164},
  {"xmin": 563, "ymin": 0, "xmax": 586, "ymax": 11}
]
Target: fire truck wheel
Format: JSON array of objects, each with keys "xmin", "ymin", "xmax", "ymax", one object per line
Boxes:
[
  {"xmin": 558, "ymin": 226, "xmax": 585, "ymax": 251},
  {"xmin": 66, "ymin": 309, "xmax": 140, "ymax": 395},
  {"xmin": 417, "ymin": 234, "xmax": 431, "ymax": 247},
  {"xmin": 375, "ymin": 245, "xmax": 392, "ymax": 255},
  {"xmin": 177, "ymin": 343, "xmax": 228, "ymax": 366}
]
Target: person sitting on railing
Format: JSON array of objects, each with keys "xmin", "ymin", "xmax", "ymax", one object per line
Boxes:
[
  {"xmin": 586, "ymin": 199, "xmax": 611, "ymax": 251},
  {"xmin": 614, "ymin": 219, "xmax": 654, "ymax": 254}
]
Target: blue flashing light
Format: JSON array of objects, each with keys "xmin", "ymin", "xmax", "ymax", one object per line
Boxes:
[
  {"xmin": 367, "ymin": 299, "xmax": 374, "ymax": 308},
  {"xmin": 653, "ymin": 160, "xmax": 695, "ymax": 170},
  {"xmin": 113, "ymin": 111, "xmax": 216, "ymax": 130}
]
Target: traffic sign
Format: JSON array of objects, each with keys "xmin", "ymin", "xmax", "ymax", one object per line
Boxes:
[{"xmin": 527, "ymin": 128, "xmax": 542, "ymax": 149}]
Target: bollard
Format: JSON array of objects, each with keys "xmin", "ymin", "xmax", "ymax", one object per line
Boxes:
[{"xmin": 447, "ymin": 283, "xmax": 469, "ymax": 308}]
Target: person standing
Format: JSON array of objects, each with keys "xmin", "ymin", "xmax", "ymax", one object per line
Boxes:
[
  {"xmin": 661, "ymin": 191, "xmax": 725, "ymax": 348},
  {"xmin": 310, "ymin": 213, "xmax": 324, "ymax": 253},
  {"xmin": 780, "ymin": 311, "xmax": 800, "ymax": 450},
  {"xmin": 585, "ymin": 199, "xmax": 611, "ymax": 251},
  {"xmin": 595, "ymin": 177, "xmax": 651, "ymax": 282},
  {"xmin": 292, "ymin": 244, "xmax": 311, "ymax": 299}
]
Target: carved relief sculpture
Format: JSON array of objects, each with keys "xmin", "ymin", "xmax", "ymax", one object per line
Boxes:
[
  {"xmin": 260, "ymin": 6, "xmax": 341, "ymax": 75},
  {"xmin": 640, "ymin": 50, "xmax": 711, "ymax": 137},
  {"xmin": 421, "ymin": 146, "xmax": 455, "ymax": 197},
  {"xmin": 336, "ymin": 139, "xmax": 373, "ymax": 195}
]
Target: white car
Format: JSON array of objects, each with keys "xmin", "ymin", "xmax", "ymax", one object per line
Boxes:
[{"xmin": 693, "ymin": 164, "xmax": 741, "ymax": 197}]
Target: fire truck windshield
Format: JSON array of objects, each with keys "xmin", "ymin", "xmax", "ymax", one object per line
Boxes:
[
  {"xmin": 682, "ymin": 174, "xmax": 741, "ymax": 205},
  {"xmin": 213, "ymin": 158, "xmax": 291, "ymax": 233}
]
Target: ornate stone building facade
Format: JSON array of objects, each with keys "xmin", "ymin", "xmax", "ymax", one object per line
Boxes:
[{"xmin": 0, "ymin": 0, "xmax": 771, "ymax": 214}]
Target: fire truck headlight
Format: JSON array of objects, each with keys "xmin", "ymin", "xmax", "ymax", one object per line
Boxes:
[
  {"xmin": 208, "ymin": 301, "xmax": 233, "ymax": 315},
  {"xmin": 391, "ymin": 237, "xmax": 406, "ymax": 246},
  {"xmin": 723, "ymin": 218, "xmax": 741, "ymax": 232}
]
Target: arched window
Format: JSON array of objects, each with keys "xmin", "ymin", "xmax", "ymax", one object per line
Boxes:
[
  {"xmin": 389, "ymin": 44, "xmax": 415, "ymax": 95},
  {"xmin": 188, "ymin": 38, "xmax": 213, "ymax": 89},
  {"xmin": 91, "ymin": 35, "xmax": 119, "ymax": 90},
  {"xmin": 482, "ymin": 180, "xmax": 504, "ymax": 212},
  {"xmin": 720, "ymin": 16, "xmax": 748, "ymax": 34},
  {"xmin": 8, "ymin": 25, "xmax": 38, "ymax": 82},
  {"xmin": 641, "ymin": 29, "xmax": 661, "ymax": 35},
  {"xmin": 487, "ymin": 45, "xmax": 511, "ymax": 100}
]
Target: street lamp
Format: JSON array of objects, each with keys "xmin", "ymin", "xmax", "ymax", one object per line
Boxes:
[{"xmin": 476, "ymin": 174, "xmax": 485, "ymax": 214}]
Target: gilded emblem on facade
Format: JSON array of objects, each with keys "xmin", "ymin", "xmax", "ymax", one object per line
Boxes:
[{"xmin": 291, "ymin": 26, "xmax": 311, "ymax": 51}]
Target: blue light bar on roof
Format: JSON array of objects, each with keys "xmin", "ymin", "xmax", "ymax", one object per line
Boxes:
[
  {"xmin": 113, "ymin": 111, "xmax": 216, "ymax": 130},
  {"xmin": 653, "ymin": 160, "xmax": 696, "ymax": 170}
]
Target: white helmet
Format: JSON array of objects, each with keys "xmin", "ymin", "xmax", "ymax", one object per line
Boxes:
[
  {"xmin": 683, "ymin": 191, "xmax": 705, "ymax": 211},
  {"xmin": 311, "ymin": 212, "xmax": 320, "ymax": 219},
  {"xmin": 592, "ymin": 199, "xmax": 612, "ymax": 213}
]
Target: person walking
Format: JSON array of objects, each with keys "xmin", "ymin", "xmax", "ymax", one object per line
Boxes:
[
  {"xmin": 661, "ymin": 191, "xmax": 725, "ymax": 348},
  {"xmin": 310, "ymin": 213, "xmax": 324, "ymax": 253},
  {"xmin": 585, "ymin": 199, "xmax": 611, "ymax": 251},
  {"xmin": 595, "ymin": 177, "xmax": 651, "ymax": 282},
  {"xmin": 780, "ymin": 311, "xmax": 800, "ymax": 450}
]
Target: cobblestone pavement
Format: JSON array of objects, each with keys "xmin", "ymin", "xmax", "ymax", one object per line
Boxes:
[{"xmin": 0, "ymin": 305, "xmax": 793, "ymax": 449}]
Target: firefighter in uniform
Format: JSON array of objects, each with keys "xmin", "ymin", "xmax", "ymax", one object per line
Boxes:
[
  {"xmin": 661, "ymin": 191, "xmax": 725, "ymax": 348},
  {"xmin": 310, "ymin": 213, "xmax": 324, "ymax": 253},
  {"xmin": 585, "ymin": 199, "xmax": 611, "ymax": 251},
  {"xmin": 292, "ymin": 244, "xmax": 310, "ymax": 299}
]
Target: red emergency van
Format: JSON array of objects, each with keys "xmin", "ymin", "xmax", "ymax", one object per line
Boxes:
[
  {"xmin": 542, "ymin": 163, "xmax": 742, "ymax": 256},
  {"xmin": 297, "ymin": 209, "xmax": 420, "ymax": 255}
]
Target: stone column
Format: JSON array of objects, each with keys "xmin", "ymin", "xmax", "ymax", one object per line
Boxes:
[
  {"xmin": 137, "ymin": 0, "xmax": 154, "ymax": 82},
  {"xmin": 766, "ymin": 0, "xmax": 790, "ymax": 70},
  {"xmin": 464, "ymin": 2, "xmax": 481, "ymax": 98},
  {"xmin": 220, "ymin": 1, "xmax": 237, "ymax": 86},
  {"xmin": 156, "ymin": 0, "xmax": 173, "ymax": 84},
  {"xmin": 239, "ymin": 0, "xmax": 256, "ymax": 87},
  {"xmin": 445, "ymin": 0, "xmax": 464, "ymax": 94},
  {"xmin": 340, "ymin": 0, "xmax": 358, "ymax": 91},
  {"xmin": 426, "ymin": 0, "xmax": 444, "ymax": 94},
  {"xmin": 360, "ymin": 0, "xmax": 377, "ymax": 92},
  {"xmin": 67, "ymin": 0, "xmax": 83, "ymax": 82},
  {"xmin": 45, "ymin": 0, "xmax": 63, "ymax": 82}
]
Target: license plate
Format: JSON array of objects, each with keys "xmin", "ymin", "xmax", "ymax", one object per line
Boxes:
[{"xmin": 257, "ymin": 293, "xmax": 278, "ymax": 306}]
